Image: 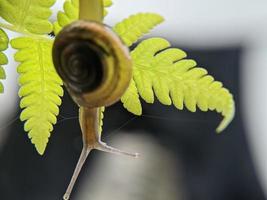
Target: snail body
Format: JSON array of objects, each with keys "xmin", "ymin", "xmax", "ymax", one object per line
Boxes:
[{"xmin": 52, "ymin": 20, "xmax": 138, "ymax": 200}]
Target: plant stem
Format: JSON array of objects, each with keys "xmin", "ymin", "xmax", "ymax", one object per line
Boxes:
[
  {"xmin": 79, "ymin": 0, "xmax": 103, "ymax": 22},
  {"xmin": 0, "ymin": 22, "xmax": 51, "ymax": 41}
]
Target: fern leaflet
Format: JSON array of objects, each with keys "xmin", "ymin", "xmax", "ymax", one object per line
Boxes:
[
  {"xmin": 121, "ymin": 79, "xmax": 142, "ymax": 115},
  {"xmin": 53, "ymin": 0, "xmax": 113, "ymax": 35},
  {"xmin": 11, "ymin": 37, "xmax": 64, "ymax": 155},
  {"xmin": 0, "ymin": 28, "xmax": 8, "ymax": 93},
  {"xmin": 0, "ymin": 0, "xmax": 56, "ymax": 34},
  {"xmin": 113, "ymin": 13, "xmax": 164, "ymax": 47},
  {"xmin": 99, "ymin": 107, "xmax": 105, "ymax": 135},
  {"xmin": 122, "ymin": 38, "xmax": 235, "ymax": 132}
]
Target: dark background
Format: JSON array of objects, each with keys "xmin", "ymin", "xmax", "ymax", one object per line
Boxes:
[{"xmin": 0, "ymin": 46, "xmax": 265, "ymax": 200}]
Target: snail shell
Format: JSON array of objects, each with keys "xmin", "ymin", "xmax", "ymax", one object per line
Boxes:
[{"xmin": 52, "ymin": 20, "xmax": 132, "ymax": 108}]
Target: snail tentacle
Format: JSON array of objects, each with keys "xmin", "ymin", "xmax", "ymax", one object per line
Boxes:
[{"xmin": 63, "ymin": 147, "xmax": 92, "ymax": 200}]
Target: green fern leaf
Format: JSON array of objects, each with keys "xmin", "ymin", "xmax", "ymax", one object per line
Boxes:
[
  {"xmin": 113, "ymin": 13, "xmax": 164, "ymax": 47},
  {"xmin": 0, "ymin": 0, "xmax": 56, "ymax": 34},
  {"xmin": 53, "ymin": 0, "xmax": 113, "ymax": 35},
  {"xmin": 121, "ymin": 79, "xmax": 142, "ymax": 115},
  {"xmin": 11, "ymin": 37, "xmax": 64, "ymax": 155},
  {"xmin": 0, "ymin": 28, "xmax": 9, "ymax": 93},
  {"xmin": 103, "ymin": 0, "xmax": 112, "ymax": 15},
  {"xmin": 123, "ymin": 37, "xmax": 235, "ymax": 132},
  {"xmin": 98, "ymin": 107, "xmax": 105, "ymax": 135}
]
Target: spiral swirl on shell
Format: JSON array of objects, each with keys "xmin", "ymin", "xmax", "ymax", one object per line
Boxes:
[{"xmin": 52, "ymin": 20, "xmax": 132, "ymax": 108}]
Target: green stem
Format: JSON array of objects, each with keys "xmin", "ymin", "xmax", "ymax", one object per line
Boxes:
[
  {"xmin": 79, "ymin": 0, "xmax": 103, "ymax": 22},
  {"xmin": 0, "ymin": 22, "xmax": 51, "ymax": 41}
]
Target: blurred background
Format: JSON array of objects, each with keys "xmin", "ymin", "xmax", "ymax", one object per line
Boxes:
[{"xmin": 0, "ymin": 0, "xmax": 267, "ymax": 199}]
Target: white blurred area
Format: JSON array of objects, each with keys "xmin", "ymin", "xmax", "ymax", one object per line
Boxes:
[
  {"xmin": 77, "ymin": 133, "xmax": 185, "ymax": 200},
  {"xmin": 1, "ymin": 0, "xmax": 267, "ymax": 197}
]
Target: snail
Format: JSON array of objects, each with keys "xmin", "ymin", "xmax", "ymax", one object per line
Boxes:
[
  {"xmin": 53, "ymin": 20, "xmax": 133, "ymax": 108},
  {"xmin": 52, "ymin": 20, "xmax": 139, "ymax": 200}
]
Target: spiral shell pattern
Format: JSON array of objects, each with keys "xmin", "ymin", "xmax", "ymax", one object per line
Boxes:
[{"xmin": 53, "ymin": 20, "xmax": 132, "ymax": 107}]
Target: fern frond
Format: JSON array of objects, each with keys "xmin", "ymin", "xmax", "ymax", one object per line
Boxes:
[
  {"xmin": 0, "ymin": 28, "xmax": 9, "ymax": 93},
  {"xmin": 53, "ymin": 0, "xmax": 113, "ymax": 35},
  {"xmin": 113, "ymin": 13, "xmax": 164, "ymax": 47},
  {"xmin": 98, "ymin": 107, "xmax": 105, "ymax": 135},
  {"xmin": 11, "ymin": 37, "xmax": 64, "ymax": 155},
  {"xmin": 121, "ymin": 79, "xmax": 142, "ymax": 115},
  {"xmin": 0, "ymin": 0, "xmax": 56, "ymax": 34},
  {"xmin": 123, "ymin": 37, "xmax": 235, "ymax": 132},
  {"xmin": 103, "ymin": 0, "xmax": 113, "ymax": 16}
]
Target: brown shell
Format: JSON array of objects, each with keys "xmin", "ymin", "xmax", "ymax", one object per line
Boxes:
[{"xmin": 52, "ymin": 20, "xmax": 132, "ymax": 108}]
